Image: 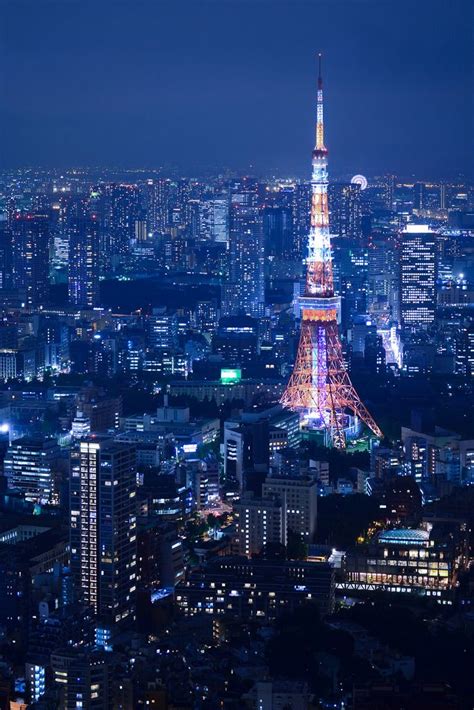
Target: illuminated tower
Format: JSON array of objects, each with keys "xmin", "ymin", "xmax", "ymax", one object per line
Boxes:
[{"xmin": 281, "ymin": 55, "xmax": 382, "ymax": 448}]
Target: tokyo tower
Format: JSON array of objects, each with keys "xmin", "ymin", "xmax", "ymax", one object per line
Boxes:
[{"xmin": 281, "ymin": 55, "xmax": 382, "ymax": 448}]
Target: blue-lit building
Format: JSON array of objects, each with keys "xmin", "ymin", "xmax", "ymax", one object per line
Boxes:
[
  {"xmin": 223, "ymin": 182, "xmax": 265, "ymax": 318},
  {"xmin": 400, "ymin": 225, "xmax": 438, "ymax": 330},
  {"xmin": 3, "ymin": 436, "xmax": 61, "ymax": 505},
  {"xmin": 68, "ymin": 213, "xmax": 101, "ymax": 307}
]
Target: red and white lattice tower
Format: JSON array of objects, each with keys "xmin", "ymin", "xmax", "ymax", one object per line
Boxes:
[{"xmin": 281, "ymin": 55, "xmax": 382, "ymax": 448}]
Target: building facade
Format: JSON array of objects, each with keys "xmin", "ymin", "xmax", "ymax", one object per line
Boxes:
[{"xmin": 70, "ymin": 437, "xmax": 137, "ymax": 626}]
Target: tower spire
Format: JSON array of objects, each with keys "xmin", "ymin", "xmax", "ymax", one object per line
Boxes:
[{"xmin": 316, "ymin": 52, "xmax": 325, "ymax": 151}]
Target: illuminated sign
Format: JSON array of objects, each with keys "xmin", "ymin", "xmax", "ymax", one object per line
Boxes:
[
  {"xmin": 220, "ymin": 368, "xmax": 242, "ymax": 384},
  {"xmin": 182, "ymin": 443, "xmax": 198, "ymax": 454}
]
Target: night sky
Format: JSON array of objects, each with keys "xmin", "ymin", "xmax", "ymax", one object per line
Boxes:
[{"xmin": 1, "ymin": 0, "xmax": 472, "ymax": 178}]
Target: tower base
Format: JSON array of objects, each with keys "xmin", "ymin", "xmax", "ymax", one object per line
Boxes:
[{"xmin": 301, "ymin": 412, "xmax": 361, "ymax": 448}]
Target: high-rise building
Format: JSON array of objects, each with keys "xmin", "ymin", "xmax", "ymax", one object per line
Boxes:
[
  {"xmin": 263, "ymin": 205, "xmax": 294, "ymax": 259},
  {"xmin": 148, "ymin": 308, "xmax": 178, "ymax": 350},
  {"xmin": 99, "ymin": 183, "xmax": 142, "ymax": 268},
  {"xmin": 146, "ymin": 178, "xmax": 171, "ymax": 235},
  {"xmin": 0, "ymin": 217, "xmax": 13, "ymax": 291},
  {"xmin": 413, "ymin": 182, "xmax": 426, "ymax": 210},
  {"xmin": 68, "ymin": 214, "xmax": 101, "ymax": 307},
  {"xmin": 329, "ymin": 182, "xmax": 362, "ymax": 239},
  {"xmin": 199, "ymin": 198, "xmax": 229, "ymax": 243},
  {"xmin": 383, "ymin": 174, "xmax": 395, "ymax": 210},
  {"xmin": 70, "ymin": 437, "xmax": 137, "ymax": 626},
  {"xmin": 400, "ymin": 225, "xmax": 437, "ymax": 330},
  {"xmin": 3, "ymin": 436, "xmax": 61, "ymax": 505},
  {"xmin": 11, "ymin": 213, "xmax": 50, "ymax": 306},
  {"xmin": 224, "ymin": 187, "xmax": 265, "ymax": 318}
]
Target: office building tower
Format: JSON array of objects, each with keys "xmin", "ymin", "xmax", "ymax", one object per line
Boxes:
[
  {"xmin": 400, "ymin": 225, "xmax": 437, "ymax": 330},
  {"xmin": 173, "ymin": 177, "xmax": 192, "ymax": 228},
  {"xmin": 134, "ymin": 209, "xmax": 148, "ymax": 242},
  {"xmin": 329, "ymin": 182, "xmax": 362, "ymax": 239},
  {"xmin": 199, "ymin": 198, "xmax": 229, "ymax": 243},
  {"xmin": 3, "ymin": 435, "xmax": 60, "ymax": 505},
  {"xmin": 263, "ymin": 205, "xmax": 294, "ymax": 259},
  {"xmin": 383, "ymin": 175, "xmax": 395, "ymax": 210},
  {"xmin": 70, "ymin": 437, "xmax": 137, "ymax": 625},
  {"xmin": 68, "ymin": 214, "xmax": 101, "ymax": 307},
  {"xmin": 440, "ymin": 183, "xmax": 447, "ymax": 209},
  {"xmin": 50, "ymin": 193, "xmax": 74, "ymax": 269},
  {"xmin": 281, "ymin": 56, "xmax": 381, "ymax": 448},
  {"xmin": 262, "ymin": 474, "xmax": 318, "ymax": 542},
  {"xmin": 224, "ymin": 195, "xmax": 265, "ymax": 318},
  {"xmin": 11, "ymin": 213, "xmax": 50, "ymax": 306},
  {"xmin": 413, "ymin": 182, "xmax": 426, "ymax": 210},
  {"xmin": 235, "ymin": 494, "xmax": 286, "ymax": 557},
  {"xmin": 0, "ymin": 217, "xmax": 13, "ymax": 291},
  {"xmin": 100, "ymin": 183, "xmax": 142, "ymax": 265},
  {"xmin": 367, "ymin": 237, "xmax": 398, "ymax": 317},
  {"xmin": 148, "ymin": 308, "xmax": 178, "ymax": 349},
  {"xmin": 147, "ymin": 178, "xmax": 171, "ymax": 235}
]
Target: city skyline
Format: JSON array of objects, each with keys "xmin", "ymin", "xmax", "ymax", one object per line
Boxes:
[{"xmin": 0, "ymin": 2, "xmax": 473, "ymax": 707}]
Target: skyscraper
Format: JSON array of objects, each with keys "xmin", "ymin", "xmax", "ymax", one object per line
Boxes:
[
  {"xmin": 11, "ymin": 213, "xmax": 50, "ymax": 306},
  {"xmin": 329, "ymin": 182, "xmax": 362, "ymax": 239},
  {"xmin": 199, "ymin": 198, "xmax": 229, "ymax": 243},
  {"xmin": 400, "ymin": 225, "xmax": 438, "ymax": 330},
  {"xmin": 100, "ymin": 183, "xmax": 142, "ymax": 268},
  {"xmin": 70, "ymin": 437, "xmax": 137, "ymax": 626},
  {"xmin": 263, "ymin": 205, "xmax": 294, "ymax": 259},
  {"xmin": 146, "ymin": 178, "xmax": 171, "ymax": 235},
  {"xmin": 413, "ymin": 182, "xmax": 426, "ymax": 210},
  {"xmin": 0, "ymin": 216, "xmax": 13, "ymax": 291},
  {"xmin": 68, "ymin": 213, "xmax": 101, "ymax": 307},
  {"xmin": 224, "ymin": 185, "xmax": 265, "ymax": 318}
]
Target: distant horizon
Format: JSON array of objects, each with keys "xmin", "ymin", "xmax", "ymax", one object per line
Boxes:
[{"xmin": 0, "ymin": 164, "xmax": 472, "ymax": 185}]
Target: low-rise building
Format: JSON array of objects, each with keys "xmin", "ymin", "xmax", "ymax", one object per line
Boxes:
[
  {"xmin": 344, "ymin": 523, "xmax": 467, "ymax": 594},
  {"xmin": 177, "ymin": 556, "xmax": 335, "ymax": 620}
]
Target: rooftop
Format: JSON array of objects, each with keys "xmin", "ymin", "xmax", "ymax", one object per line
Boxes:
[{"xmin": 377, "ymin": 528, "xmax": 430, "ymax": 546}]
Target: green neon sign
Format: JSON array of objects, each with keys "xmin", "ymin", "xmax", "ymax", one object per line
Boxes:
[{"xmin": 220, "ymin": 368, "xmax": 242, "ymax": 384}]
